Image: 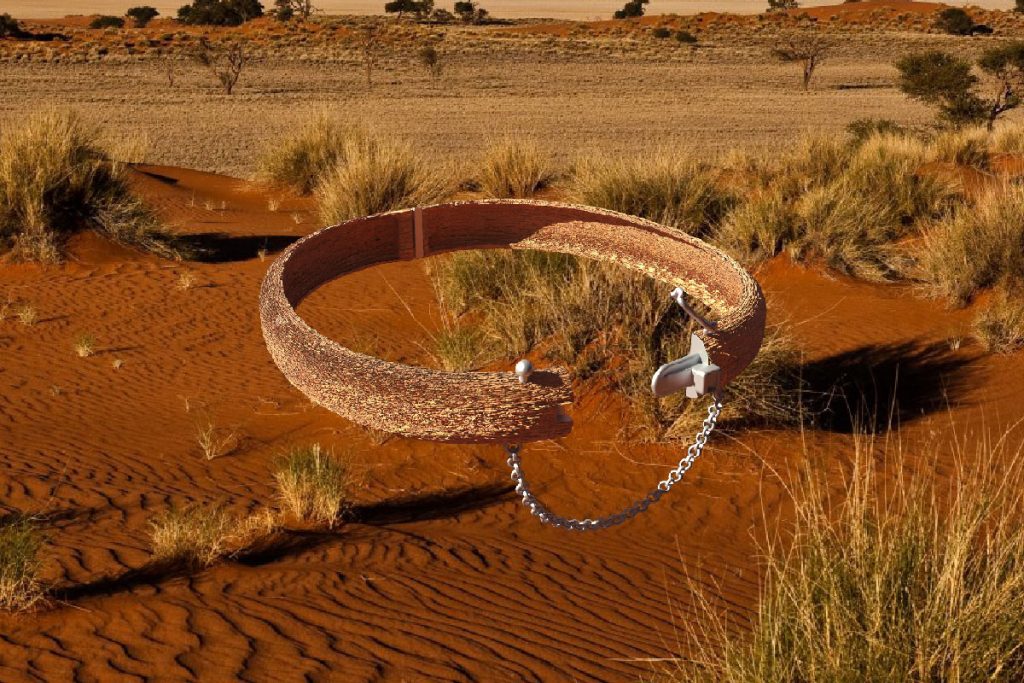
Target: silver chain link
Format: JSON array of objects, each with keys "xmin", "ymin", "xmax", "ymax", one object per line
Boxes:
[{"xmin": 503, "ymin": 395, "xmax": 723, "ymax": 531}]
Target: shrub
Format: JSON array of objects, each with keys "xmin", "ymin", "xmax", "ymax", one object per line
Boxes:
[
  {"xmin": 418, "ymin": 44, "xmax": 442, "ymax": 78},
  {"xmin": 274, "ymin": 445, "xmax": 348, "ymax": 527},
  {"xmin": 974, "ymin": 289, "xmax": 1024, "ymax": 353},
  {"xmin": 652, "ymin": 27, "xmax": 671, "ymax": 39},
  {"xmin": 477, "ymin": 139, "xmax": 555, "ymax": 199},
  {"xmin": 927, "ymin": 126, "xmax": 991, "ymax": 168},
  {"xmin": 258, "ymin": 117, "xmax": 362, "ymax": 194},
  {"xmin": 89, "ymin": 16, "xmax": 125, "ymax": 29},
  {"xmin": 1017, "ymin": 0, "xmax": 1024, "ymax": 13},
  {"xmin": 896, "ymin": 51, "xmax": 986, "ymax": 126},
  {"xmin": 675, "ymin": 30, "xmax": 698, "ymax": 44},
  {"xmin": 917, "ymin": 185, "xmax": 1024, "ymax": 304},
  {"xmin": 0, "ymin": 13, "xmax": 27, "ymax": 38},
  {"xmin": 315, "ymin": 134, "xmax": 451, "ymax": 224},
  {"xmin": 715, "ymin": 186, "xmax": 797, "ymax": 265},
  {"xmin": 613, "ymin": 0, "xmax": 648, "ymax": 19},
  {"xmin": 0, "ymin": 110, "xmax": 183, "ymax": 262},
  {"xmin": 934, "ymin": 7, "xmax": 974, "ymax": 35},
  {"xmin": 177, "ymin": 0, "xmax": 263, "ymax": 26},
  {"xmin": 0, "ymin": 521, "xmax": 44, "ymax": 612},
  {"xmin": 845, "ymin": 118, "xmax": 906, "ymax": 144},
  {"xmin": 676, "ymin": 434, "xmax": 1024, "ymax": 682},
  {"xmin": 149, "ymin": 503, "xmax": 240, "ymax": 567},
  {"xmin": 570, "ymin": 152, "xmax": 733, "ymax": 236},
  {"xmin": 126, "ymin": 6, "xmax": 160, "ymax": 27}
]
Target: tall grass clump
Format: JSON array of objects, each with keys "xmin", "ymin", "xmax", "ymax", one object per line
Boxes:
[
  {"xmin": 974, "ymin": 289, "xmax": 1024, "ymax": 353},
  {"xmin": 315, "ymin": 134, "xmax": 450, "ymax": 224},
  {"xmin": 0, "ymin": 520, "xmax": 45, "ymax": 611},
  {"xmin": 927, "ymin": 126, "xmax": 991, "ymax": 169},
  {"xmin": 257, "ymin": 117, "xmax": 362, "ymax": 194},
  {"xmin": 477, "ymin": 138, "xmax": 556, "ymax": 198},
  {"xmin": 570, "ymin": 152, "xmax": 733, "ymax": 236},
  {"xmin": 991, "ymin": 123, "xmax": 1024, "ymax": 155},
  {"xmin": 0, "ymin": 109, "xmax": 183, "ymax": 262},
  {"xmin": 149, "ymin": 503, "xmax": 237, "ymax": 568},
  {"xmin": 676, "ymin": 435, "xmax": 1024, "ymax": 682},
  {"xmin": 918, "ymin": 185, "xmax": 1024, "ymax": 305},
  {"xmin": 274, "ymin": 444, "xmax": 348, "ymax": 527}
]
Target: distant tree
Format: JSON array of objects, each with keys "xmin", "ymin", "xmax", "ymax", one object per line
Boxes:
[
  {"xmin": 418, "ymin": 44, "xmax": 442, "ymax": 78},
  {"xmin": 454, "ymin": 1, "xmax": 489, "ymax": 23},
  {"xmin": 934, "ymin": 7, "xmax": 974, "ymax": 36},
  {"xmin": 976, "ymin": 42, "xmax": 1024, "ymax": 128},
  {"xmin": 385, "ymin": 0, "xmax": 433, "ymax": 19},
  {"xmin": 89, "ymin": 15, "xmax": 126, "ymax": 29},
  {"xmin": 896, "ymin": 51, "xmax": 987, "ymax": 126},
  {"xmin": 429, "ymin": 8, "xmax": 455, "ymax": 23},
  {"xmin": 767, "ymin": 0, "xmax": 799, "ymax": 11},
  {"xmin": 613, "ymin": 0, "xmax": 648, "ymax": 19},
  {"xmin": 1017, "ymin": 0, "xmax": 1024, "ymax": 13},
  {"xmin": 177, "ymin": 0, "xmax": 264, "ymax": 26},
  {"xmin": 272, "ymin": 0, "xmax": 316, "ymax": 20},
  {"xmin": 358, "ymin": 21, "xmax": 386, "ymax": 86},
  {"xmin": 0, "ymin": 13, "xmax": 28, "ymax": 38},
  {"xmin": 774, "ymin": 34, "xmax": 827, "ymax": 89},
  {"xmin": 126, "ymin": 6, "xmax": 160, "ymax": 27},
  {"xmin": 193, "ymin": 38, "xmax": 248, "ymax": 94}
]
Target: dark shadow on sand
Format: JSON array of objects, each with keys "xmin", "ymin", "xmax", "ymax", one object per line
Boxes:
[{"xmin": 180, "ymin": 233, "xmax": 299, "ymax": 263}]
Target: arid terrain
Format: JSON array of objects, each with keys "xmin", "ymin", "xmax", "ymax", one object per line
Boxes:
[{"xmin": 2, "ymin": 2, "xmax": 1024, "ymax": 681}]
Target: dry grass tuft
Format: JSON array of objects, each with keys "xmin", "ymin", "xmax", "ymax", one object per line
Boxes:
[
  {"xmin": 0, "ymin": 520, "xmax": 45, "ymax": 612},
  {"xmin": 974, "ymin": 289, "xmax": 1024, "ymax": 353},
  {"xmin": 927, "ymin": 126, "xmax": 991, "ymax": 169},
  {"xmin": 73, "ymin": 333, "xmax": 96, "ymax": 358},
  {"xmin": 274, "ymin": 444, "xmax": 349, "ymax": 527},
  {"xmin": 676, "ymin": 434, "xmax": 1024, "ymax": 682},
  {"xmin": 477, "ymin": 138, "xmax": 556, "ymax": 198},
  {"xmin": 315, "ymin": 134, "xmax": 451, "ymax": 224},
  {"xmin": 570, "ymin": 152, "xmax": 733, "ymax": 236},
  {"xmin": 150, "ymin": 504, "xmax": 231, "ymax": 568},
  {"xmin": 0, "ymin": 109, "xmax": 184, "ymax": 262},
  {"xmin": 194, "ymin": 416, "xmax": 237, "ymax": 460},
  {"xmin": 257, "ymin": 116, "xmax": 362, "ymax": 195},
  {"xmin": 917, "ymin": 185, "xmax": 1024, "ymax": 305}
]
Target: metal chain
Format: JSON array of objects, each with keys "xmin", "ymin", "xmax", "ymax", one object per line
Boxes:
[{"xmin": 503, "ymin": 395, "xmax": 724, "ymax": 531}]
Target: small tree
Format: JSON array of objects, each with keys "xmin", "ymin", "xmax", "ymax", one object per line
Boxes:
[
  {"xmin": 127, "ymin": 6, "xmax": 160, "ymax": 27},
  {"xmin": 454, "ymin": 1, "xmax": 489, "ymax": 23},
  {"xmin": 193, "ymin": 38, "xmax": 248, "ymax": 95},
  {"xmin": 385, "ymin": 0, "xmax": 432, "ymax": 19},
  {"xmin": 935, "ymin": 7, "xmax": 974, "ymax": 35},
  {"xmin": 767, "ymin": 0, "xmax": 799, "ymax": 11},
  {"xmin": 977, "ymin": 42, "xmax": 1024, "ymax": 129},
  {"xmin": 358, "ymin": 21, "xmax": 386, "ymax": 87},
  {"xmin": 0, "ymin": 13, "xmax": 27, "ymax": 38},
  {"xmin": 177, "ymin": 0, "xmax": 264, "ymax": 26},
  {"xmin": 418, "ymin": 44, "xmax": 442, "ymax": 78},
  {"xmin": 774, "ymin": 34, "xmax": 827, "ymax": 90},
  {"xmin": 429, "ymin": 8, "xmax": 455, "ymax": 23},
  {"xmin": 272, "ymin": 0, "xmax": 316, "ymax": 20},
  {"xmin": 613, "ymin": 0, "xmax": 648, "ymax": 19},
  {"xmin": 896, "ymin": 50, "xmax": 986, "ymax": 126}
]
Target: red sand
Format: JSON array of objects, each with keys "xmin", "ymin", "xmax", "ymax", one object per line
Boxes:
[{"xmin": 0, "ymin": 166, "xmax": 1021, "ymax": 679}]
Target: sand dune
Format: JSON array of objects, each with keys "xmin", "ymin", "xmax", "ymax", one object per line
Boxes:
[{"xmin": 0, "ymin": 165, "xmax": 1021, "ymax": 679}]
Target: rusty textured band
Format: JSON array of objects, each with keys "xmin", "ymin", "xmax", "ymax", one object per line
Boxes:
[{"xmin": 259, "ymin": 200, "xmax": 766, "ymax": 444}]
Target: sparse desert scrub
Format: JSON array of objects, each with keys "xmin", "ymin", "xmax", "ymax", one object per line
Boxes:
[
  {"xmin": 714, "ymin": 187, "xmax": 796, "ymax": 265},
  {"xmin": 73, "ymin": 333, "xmax": 96, "ymax": 358},
  {"xmin": 315, "ymin": 134, "xmax": 451, "ymax": 224},
  {"xmin": 570, "ymin": 152, "xmax": 733, "ymax": 236},
  {"xmin": 917, "ymin": 185, "xmax": 1024, "ymax": 305},
  {"xmin": 257, "ymin": 117, "xmax": 363, "ymax": 194},
  {"xmin": 991, "ymin": 123, "xmax": 1024, "ymax": 154},
  {"xmin": 0, "ymin": 109, "xmax": 184, "ymax": 262},
  {"xmin": 927, "ymin": 126, "xmax": 991, "ymax": 169},
  {"xmin": 274, "ymin": 444, "xmax": 349, "ymax": 527},
  {"xmin": 974, "ymin": 289, "xmax": 1024, "ymax": 353},
  {"xmin": 194, "ymin": 415, "xmax": 237, "ymax": 460},
  {"xmin": 149, "ymin": 503, "xmax": 242, "ymax": 568},
  {"xmin": 477, "ymin": 139, "xmax": 556, "ymax": 199},
  {"xmin": 0, "ymin": 520, "xmax": 45, "ymax": 612},
  {"xmin": 15, "ymin": 303, "xmax": 38, "ymax": 326},
  {"xmin": 675, "ymin": 434, "xmax": 1024, "ymax": 682}
]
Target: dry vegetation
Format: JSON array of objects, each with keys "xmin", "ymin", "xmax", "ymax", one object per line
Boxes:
[
  {"xmin": 0, "ymin": 520, "xmax": 44, "ymax": 612},
  {"xmin": 676, "ymin": 434, "xmax": 1024, "ymax": 682},
  {"xmin": 274, "ymin": 444, "xmax": 349, "ymax": 527},
  {"xmin": 0, "ymin": 109, "xmax": 184, "ymax": 261},
  {"xmin": 149, "ymin": 503, "xmax": 277, "ymax": 568}
]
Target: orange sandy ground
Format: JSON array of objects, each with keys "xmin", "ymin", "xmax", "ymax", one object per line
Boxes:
[{"xmin": 0, "ymin": 166, "xmax": 1022, "ymax": 680}]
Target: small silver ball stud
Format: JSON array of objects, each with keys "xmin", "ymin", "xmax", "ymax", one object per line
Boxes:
[{"xmin": 515, "ymin": 359, "xmax": 534, "ymax": 384}]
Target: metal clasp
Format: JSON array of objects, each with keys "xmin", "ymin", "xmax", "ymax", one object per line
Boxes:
[{"xmin": 651, "ymin": 289, "xmax": 721, "ymax": 398}]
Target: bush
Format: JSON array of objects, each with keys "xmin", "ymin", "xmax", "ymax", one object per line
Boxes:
[
  {"xmin": 927, "ymin": 126, "xmax": 991, "ymax": 169},
  {"xmin": 418, "ymin": 44, "xmax": 442, "ymax": 78},
  {"xmin": 613, "ymin": 0, "xmax": 648, "ymax": 19},
  {"xmin": 570, "ymin": 152, "xmax": 733, "ymax": 236},
  {"xmin": 676, "ymin": 435, "xmax": 1024, "ymax": 682},
  {"xmin": 934, "ymin": 7, "xmax": 974, "ymax": 35},
  {"xmin": 257, "ymin": 117, "xmax": 362, "ymax": 194},
  {"xmin": 0, "ymin": 521, "xmax": 44, "ymax": 612},
  {"xmin": 274, "ymin": 445, "xmax": 348, "ymax": 527},
  {"xmin": 0, "ymin": 13, "xmax": 27, "ymax": 38},
  {"xmin": 974, "ymin": 289, "xmax": 1024, "ymax": 353},
  {"xmin": 149, "ymin": 504, "xmax": 236, "ymax": 567},
  {"xmin": 652, "ymin": 26, "xmax": 671, "ymax": 39},
  {"xmin": 127, "ymin": 6, "xmax": 160, "ymax": 27},
  {"xmin": 0, "ymin": 110, "xmax": 183, "ymax": 262},
  {"xmin": 477, "ymin": 139, "xmax": 555, "ymax": 199},
  {"xmin": 917, "ymin": 185, "xmax": 1024, "ymax": 304},
  {"xmin": 315, "ymin": 133, "xmax": 450, "ymax": 224},
  {"xmin": 675, "ymin": 30, "xmax": 698, "ymax": 44},
  {"xmin": 896, "ymin": 51, "xmax": 986, "ymax": 126},
  {"xmin": 89, "ymin": 15, "xmax": 125, "ymax": 29},
  {"xmin": 177, "ymin": 0, "xmax": 263, "ymax": 26},
  {"xmin": 845, "ymin": 117, "xmax": 906, "ymax": 144}
]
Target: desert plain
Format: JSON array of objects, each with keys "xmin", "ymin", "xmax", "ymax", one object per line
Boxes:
[{"xmin": 1, "ymin": 1, "xmax": 1024, "ymax": 681}]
